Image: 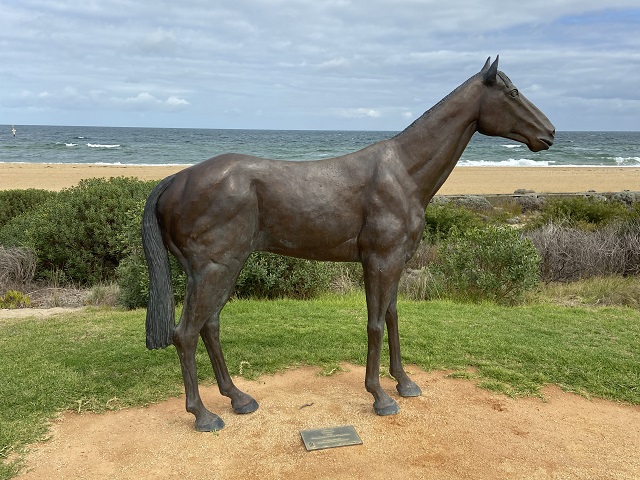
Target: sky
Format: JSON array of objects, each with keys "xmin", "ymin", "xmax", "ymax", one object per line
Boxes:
[{"xmin": 1, "ymin": 1, "xmax": 639, "ymax": 131}]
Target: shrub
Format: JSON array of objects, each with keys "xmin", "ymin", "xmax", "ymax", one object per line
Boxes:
[
  {"xmin": 0, "ymin": 177, "xmax": 156, "ymax": 285},
  {"xmin": 328, "ymin": 262, "xmax": 364, "ymax": 294},
  {"xmin": 451, "ymin": 195, "xmax": 493, "ymax": 212},
  {"xmin": 0, "ymin": 188, "xmax": 57, "ymax": 230},
  {"xmin": 0, "ymin": 290, "xmax": 31, "ymax": 309},
  {"xmin": 423, "ymin": 201, "xmax": 484, "ymax": 242},
  {"xmin": 235, "ymin": 252, "xmax": 338, "ymax": 299},
  {"xmin": 432, "ymin": 226, "xmax": 540, "ymax": 304},
  {"xmin": 532, "ymin": 196, "xmax": 630, "ymax": 229}
]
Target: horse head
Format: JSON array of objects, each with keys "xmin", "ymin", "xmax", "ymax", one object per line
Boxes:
[{"xmin": 476, "ymin": 56, "xmax": 555, "ymax": 152}]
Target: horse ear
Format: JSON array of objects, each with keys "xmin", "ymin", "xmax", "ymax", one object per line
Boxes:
[
  {"xmin": 483, "ymin": 55, "xmax": 499, "ymax": 84},
  {"xmin": 481, "ymin": 57, "xmax": 491, "ymax": 72}
]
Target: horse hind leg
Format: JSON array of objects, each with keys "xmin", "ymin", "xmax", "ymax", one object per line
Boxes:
[
  {"xmin": 173, "ymin": 270, "xmax": 226, "ymax": 431},
  {"xmin": 200, "ymin": 308, "xmax": 259, "ymax": 415},
  {"xmin": 175, "ymin": 253, "xmax": 260, "ymax": 431}
]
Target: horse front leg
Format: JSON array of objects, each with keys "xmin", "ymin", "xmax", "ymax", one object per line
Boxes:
[
  {"xmin": 363, "ymin": 255, "xmax": 404, "ymax": 416},
  {"xmin": 386, "ymin": 301, "xmax": 422, "ymax": 397}
]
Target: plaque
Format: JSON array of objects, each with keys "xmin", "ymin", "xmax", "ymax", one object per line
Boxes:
[{"xmin": 300, "ymin": 425, "xmax": 363, "ymax": 451}]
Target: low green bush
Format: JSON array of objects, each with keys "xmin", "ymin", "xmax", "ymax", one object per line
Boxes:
[
  {"xmin": 404, "ymin": 226, "xmax": 541, "ymax": 305},
  {"xmin": 423, "ymin": 201, "xmax": 484, "ymax": 242},
  {"xmin": 436, "ymin": 226, "xmax": 541, "ymax": 304},
  {"xmin": 0, "ymin": 177, "xmax": 156, "ymax": 285},
  {"xmin": 235, "ymin": 252, "xmax": 339, "ymax": 300},
  {"xmin": 118, "ymin": 249, "xmax": 339, "ymax": 308},
  {"xmin": 0, "ymin": 290, "xmax": 31, "ymax": 309},
  {"xmin": 0, "ymin": 188, "xmax": 57, "ymax": 230},
  {"xmin": 532, "ymin": 196, "xmax": 631, "ymax": 229}
]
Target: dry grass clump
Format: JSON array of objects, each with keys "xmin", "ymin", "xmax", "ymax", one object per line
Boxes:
[
  {"xmin": 526, "ymin": 221, "xmax": 640, "ymax": 282},
  {"xmin": 0, "ymin": 246, "xmax": 36, "ymax": 290},
  {"xmin": 533, "ymin": 276, "xmax": 640, "ymax": 308},
  {"xmin": 1, "ymin": 246, "xmax": 121, "ymax": 308}
]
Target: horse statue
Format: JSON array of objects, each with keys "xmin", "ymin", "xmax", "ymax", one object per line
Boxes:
[{"xmin": 142, "ymin": 56, "xmax": 554, "ymax": 431}]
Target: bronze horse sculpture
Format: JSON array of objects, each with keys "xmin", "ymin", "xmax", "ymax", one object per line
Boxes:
[{"xmin": 143, "ymin": 57, "xmax": 554, "ymax": 431}]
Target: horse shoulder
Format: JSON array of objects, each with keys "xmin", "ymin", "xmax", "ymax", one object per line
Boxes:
[{"xmin": 356, "ymin": 151, "xmax": 424, "ymax": 255}]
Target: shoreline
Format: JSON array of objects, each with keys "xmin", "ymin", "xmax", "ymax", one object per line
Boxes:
[{"xmin": 2, "ymin": 163, "xmax": 640, "ymax": 195}]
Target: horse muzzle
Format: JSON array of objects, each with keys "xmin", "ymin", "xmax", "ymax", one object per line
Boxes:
[{"xmin": 529, "ymin": 127, "xmax": 555, "ymax": 152}]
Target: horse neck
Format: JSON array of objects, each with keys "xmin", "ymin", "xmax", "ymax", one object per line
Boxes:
[{"xmin": 392, "ymin": 77, "xmax": 482, "ymax": 206}]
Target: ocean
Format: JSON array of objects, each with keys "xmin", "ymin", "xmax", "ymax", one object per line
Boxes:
[{"xmin": 1, "ymin": 125, "xmax": 639, "ymax": 168}]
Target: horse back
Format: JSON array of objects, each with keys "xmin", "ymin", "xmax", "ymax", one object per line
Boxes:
[{"xmin": 158, "ymin": 148, "xmax": 422, "ymax": 263}]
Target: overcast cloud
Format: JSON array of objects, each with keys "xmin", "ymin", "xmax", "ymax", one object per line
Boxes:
[{"xmin": 1, "ymin": 0, "xmax": 639, "ymax": 130}]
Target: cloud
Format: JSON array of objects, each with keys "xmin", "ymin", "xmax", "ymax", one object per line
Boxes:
[
  {"xmin": 316, "ymin": 57, "xmax": 350, "ymax": 70},
  {"xmin": 138, "ymin": 28, "xmax": 180, "ymax": 54},
  {"xmin": 340, "ymin": 108, "xmax": 382, "ymax": 119},
  {"xmin": 123, "ymin": 92, "xmax": 190, "ymax": 110},
  {"xmin": 1, "ymin": 1, "xmax": 639, "ymax": 129}
]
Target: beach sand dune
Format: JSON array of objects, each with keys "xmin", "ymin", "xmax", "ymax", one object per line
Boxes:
[{"xmin": 2, "ymin": 163, "xmax": 640, "ymax": 194}]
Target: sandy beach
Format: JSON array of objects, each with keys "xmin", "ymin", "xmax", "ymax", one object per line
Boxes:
[{"xmin": 1, "ymin": 163, "xmax": 639, "ymax": 195}]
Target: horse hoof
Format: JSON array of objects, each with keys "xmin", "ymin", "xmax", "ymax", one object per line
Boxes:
[
  {"xmin": 374, "ymin": 399, "xmax": 400, "ymax": 416},
  {"xmin": 233, "ymin": 398, "xmax": 259, "ymax": 415},
  {"xmin": 195, "ymin": 414, "xmax": 225, "ymax": 432},
  {"xmin": 396, "ymin": 381, "xmax": 422, "ymax": 397}
]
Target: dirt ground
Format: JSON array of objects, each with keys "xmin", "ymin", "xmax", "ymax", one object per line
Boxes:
[
  {"xmin": 0, "ymin": 308, "xmax": 83, "ymax": 321},
  {"xmin": 14, "ymin": 363, "xmax": 640, "ymax": 480}
]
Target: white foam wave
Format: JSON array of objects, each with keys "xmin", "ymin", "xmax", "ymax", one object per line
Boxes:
[
  {"xmin": 0, "ymin": 161, "xmax": 193, "ymax": 167},
  {"xmin": 501, "ymin": 144, "xmax": 522, "ymax": 149},
  {"xmin": 458, "ymin": 158, "xmax": 554, "ymax": 167},
  {"xmin": 614, "ymin": 156, "xmax": 640, "ymax": 165},
  {"xmin": 90, "ymin": 162, "xmax": 193, "ymax": 167},
  {"xmin": 87, "ymin": 143, "xmax": 120, "ymax": 148},
  {"xmin": 65, "ymin": 143, "xmax": 78, "ymax": 147}
]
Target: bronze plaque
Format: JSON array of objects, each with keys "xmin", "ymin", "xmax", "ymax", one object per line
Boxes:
[{"xmin": 300, "ymin": 425, "xmax": 363, "ymax": 451}]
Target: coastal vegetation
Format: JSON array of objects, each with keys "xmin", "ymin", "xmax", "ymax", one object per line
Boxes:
[{"xmin": 0, "ymin": 177, "xmax": 639, "ymax": 308}]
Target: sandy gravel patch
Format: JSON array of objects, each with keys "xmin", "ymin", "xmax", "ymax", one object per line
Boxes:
[
  {"xmin": 15, "ymin": 364, "xmax": 640, "ymax": 479},
  {"xmin": 0, "ymin": 307, "xmax": 84, "ymax": 322}
]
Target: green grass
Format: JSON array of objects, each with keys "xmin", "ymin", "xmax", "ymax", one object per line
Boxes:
[{"xmin": 2, "ymin": 293, "xmax": 639, "ymax": 478}]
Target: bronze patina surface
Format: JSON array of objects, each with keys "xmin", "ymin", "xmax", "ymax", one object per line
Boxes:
[{"xmin": 142, "ymin": 57, "xmax": 555, "ymax": 431}]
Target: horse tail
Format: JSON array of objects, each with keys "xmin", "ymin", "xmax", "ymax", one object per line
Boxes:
[{"xmin": 142, "ymin": 175, "xmax": 176, "ymax": 350}]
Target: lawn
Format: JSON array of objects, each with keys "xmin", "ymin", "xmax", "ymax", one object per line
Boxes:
[{"xmin": 1, "ymin": 293, "xmax": 639, "ymax": 478}]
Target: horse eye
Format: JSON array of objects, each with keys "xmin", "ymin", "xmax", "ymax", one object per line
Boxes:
[{"xmin": 509, "ymin": 89, "xmax": 519, "ymax": 98}]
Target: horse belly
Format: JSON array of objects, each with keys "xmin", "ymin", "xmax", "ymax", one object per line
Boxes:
[{"xmin": 257, "ymin": 197, "xmax": 362, "ymax": 262}]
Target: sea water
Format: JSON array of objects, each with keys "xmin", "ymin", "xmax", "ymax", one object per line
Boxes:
[{"xmin": 1, "ymin": 125, "xmax": 639, "ymax": 167}]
